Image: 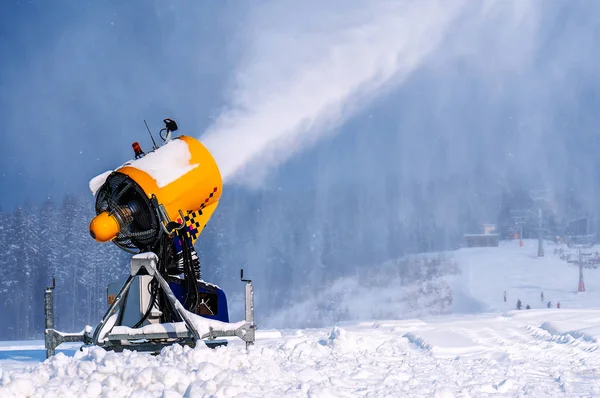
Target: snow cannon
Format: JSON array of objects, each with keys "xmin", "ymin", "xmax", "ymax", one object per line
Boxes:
[
  {"xmin": 89, "ymin": 133, "xmax": 222, "ymax": 252},
  {"xmin": 43, "ymin": 119, "xmax": 255, "ymax": 357}
]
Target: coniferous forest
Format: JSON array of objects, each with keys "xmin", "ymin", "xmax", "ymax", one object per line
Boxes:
[
  {"xmin": 0, "ymin": 195, "xmax": 130, "ymax": 340},
  {"xmin": 0, "ymin": 182, "xmax": 504, "ymax": 340}
]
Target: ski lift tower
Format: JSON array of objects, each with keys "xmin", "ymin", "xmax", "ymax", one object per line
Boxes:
[
  {"xmin": 530, "ymin": 190, "xmax": 550, "ymax": 257},
  {"xmin": 578, "ymin": 248, "xmax": 586, "ymax": 292},
  {"xmin": 509, "ymin": 209, "xmax": 527, "ymax": 247},
  {"xmin": 569, "ymin": 245, "xmax": 587, "ymax": 292},
  {"xmin": 565, "ymin": 242, "xmax": 588, "ymax": 293}
]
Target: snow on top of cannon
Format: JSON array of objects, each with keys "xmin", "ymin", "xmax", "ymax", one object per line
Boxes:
[{"xmin": 89, "ymin": 138, "xmax": 198, "ymax": 195}]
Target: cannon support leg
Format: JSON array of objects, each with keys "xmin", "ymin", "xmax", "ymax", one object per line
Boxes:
[{"xmin": 44, "ymin": 279, "xmax": 55, "ymax": 359}]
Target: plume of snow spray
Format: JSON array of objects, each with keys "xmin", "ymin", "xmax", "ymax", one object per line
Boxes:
[{"xmin": 201, "ymin": 0, "xmax": 468, "ymax": 185}]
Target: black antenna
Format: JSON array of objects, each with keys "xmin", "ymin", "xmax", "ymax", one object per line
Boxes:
[{"xmin": 143, "ymin": 119, "xmax": 159, "ymax": 150}]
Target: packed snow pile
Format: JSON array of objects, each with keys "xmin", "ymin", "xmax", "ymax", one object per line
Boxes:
[{"xmin": 3, "ymin": 310, "xmax": 600, "ymax": 397}]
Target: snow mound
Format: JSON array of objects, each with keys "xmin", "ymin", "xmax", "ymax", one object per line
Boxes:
[
  {"xmin": 403, "ymin": 329, "xmax": 486, "ymax": 358},
  {"xmin": 4, "ymin": 240, "xmax": 600, "ymax": 395},
  {"xmin": 3, "ymin": 310, "xmax": 600, "ymax": 396}
]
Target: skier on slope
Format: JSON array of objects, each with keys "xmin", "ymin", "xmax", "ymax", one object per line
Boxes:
[
  {"xmin": 541, "ymin": 291, "xmax": 544, "ymax": 302},
  {"xmin": 547, "ymin": 301, "xmax": 552, "ymax": 308},
  {"xmin": 526, "ymin": 304, "xmax": 531, "ymax": 310},
  {"xmin": 557, "ymin": 302, "xmax": 561, "ymax": 309},
  {"xmin": 517, "ymin": 299, "xmax": 522, "ymax": 310}
]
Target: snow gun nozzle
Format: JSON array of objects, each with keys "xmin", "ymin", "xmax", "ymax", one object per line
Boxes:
[{"xmin": 89, "ymin": 211, "xmax": 120, "ymax": 242}]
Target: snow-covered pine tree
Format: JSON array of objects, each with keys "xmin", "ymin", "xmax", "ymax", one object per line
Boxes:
[
  {"xmin": 0, "ymin": 206, "xmax": 15, "ymax": 339},
  {"xmin": 83, "ymin": 202, "xmax": 106, "ymax": 324},
  {"xmin": 10, "ymin": 204, "xmax": 36, "ymax": 338},
  {"xmin": 30, "ymin": 198, "xmax": 60, "ymax": 338},
  {"xmin": 93, "ymin": 216, "xmax": 129, "ymax": 322},
  {"xmin": 74, "ymin": 197, "xmax": 95, "ymax": 327},
  {"xmin": 56, "ymin": 194, "xmax": 84, "ymax": 331}
]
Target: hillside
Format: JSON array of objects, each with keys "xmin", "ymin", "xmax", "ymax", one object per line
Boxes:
[{"xmin": 452, "ymin": 239, "xmax": 600, "ymax": 314}]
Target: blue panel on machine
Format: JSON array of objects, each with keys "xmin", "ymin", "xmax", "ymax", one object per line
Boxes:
[{"xmin": 168, "ymin": 281, "xmax": 229, "ymax": 322}]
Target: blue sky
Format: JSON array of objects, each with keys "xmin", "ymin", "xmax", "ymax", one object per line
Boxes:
[
  {"xmin": 1, "ymin": 0, "xmax": 600, "ymax": 221},
  {"xmin": 0, "ymin": 1, "xmax": 239, "ymax": 208}
]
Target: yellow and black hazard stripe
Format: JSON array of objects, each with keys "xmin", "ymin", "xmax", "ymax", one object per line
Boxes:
[
  {"xmin": 183, "ymin": 210, "xmax": 203, "ymax": 242},
  {"xmin": 199, "ymin": 186, "xmax": 219, "ymax": 210},
  {"xmin": 179, "ymin": 186, "xmax": 219, "ymax": 244}
]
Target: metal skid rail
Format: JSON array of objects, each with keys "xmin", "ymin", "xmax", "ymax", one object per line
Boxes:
[{"xmin": 44, "ymin": 254, "xmax": 255, "ymax": 358}]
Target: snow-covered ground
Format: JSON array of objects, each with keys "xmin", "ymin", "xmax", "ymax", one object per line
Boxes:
[
  {"xmin": 452, "ymin": 239, "xmax": 600, "ymax": 313},
  {"xmin": 2, "ymin": 239, "xmax": 600, "ymax": 397}
]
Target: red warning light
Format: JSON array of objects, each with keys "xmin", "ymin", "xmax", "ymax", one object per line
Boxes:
[{"xmin": 132, "ymin": 142, "xmax": 144, "ymax": 159}]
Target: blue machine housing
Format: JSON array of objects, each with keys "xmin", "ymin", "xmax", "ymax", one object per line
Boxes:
[{"xmin": 169, "ymin": 280, "xmax": 229, "ymax": 323}]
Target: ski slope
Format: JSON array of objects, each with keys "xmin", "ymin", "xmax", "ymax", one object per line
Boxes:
[
  {"xmin": 452, "ymin": 239, "xmax": 600, "ymax": 313},
  {"xmin": 2, "ymin": 240, "xmax": 600, "ymax": 397}
]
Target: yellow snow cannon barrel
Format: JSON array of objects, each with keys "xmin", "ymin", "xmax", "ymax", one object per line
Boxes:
[{"xmin": 89, "ymin": 135, "xmax": 222, "ymax": 251}]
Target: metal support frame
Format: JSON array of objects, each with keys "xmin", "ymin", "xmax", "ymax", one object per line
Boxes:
[
  {"xmin": 241, "ymin": 269, "xmax": 255, "ymax": 349},
  {"xmin": 44, "ymin": 279, "xmax": 55, "ymax": 359},
  {"xmin": 44, "ymin": 255, "xmax": 256, "ymax": 357},
  {"xmin": 92, "ymin": 253, "xmax": 202, "ymax": 345},
  {"xmin": 45, "ymin": 278, "xmax": 92, "ymax": 359}
]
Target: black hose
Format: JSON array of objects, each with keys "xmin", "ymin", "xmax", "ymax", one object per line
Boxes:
[
  {"xmin": 159, "ymin": 234, "xmax": 179, "ymax": 323},
  {"xmin": 178, "ymin": 230, "xmax": 201, "ymax": 313},
  {"xmin": 132, "ymin": 231, "xmax": 202, "ymax": 326},
  {"xmin": 132, "ymin": 278, "xmax": 158, "ymax": 328},
  {"xmin": 180, "ymin": 233, "xmax": 195, "ymax": 310},
  {"xmin": 132, "ymin": 235, "xmax": 169, "ymax": 328}
]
